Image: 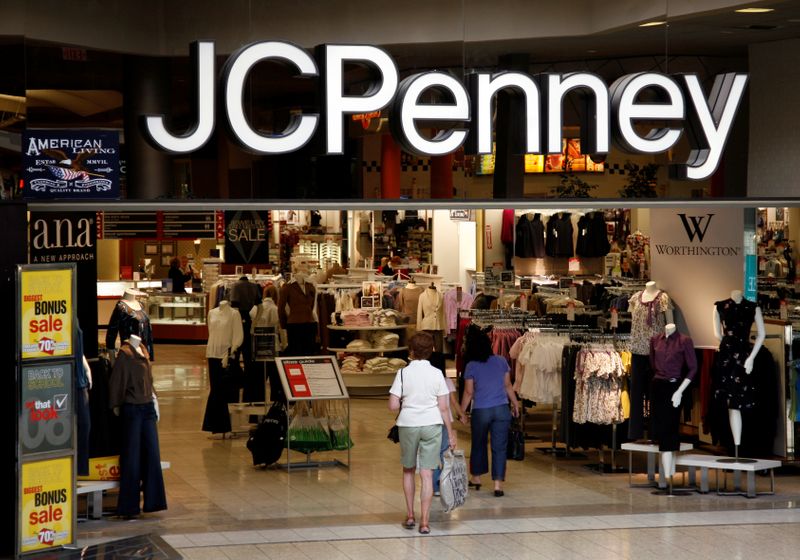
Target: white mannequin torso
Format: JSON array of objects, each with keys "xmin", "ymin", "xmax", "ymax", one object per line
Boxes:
[
  {"xmin": 122, "ymin": 289, "xmax": 142, "ymax": 311},
  {"xmin": 127, "ymin": 334, "xmax": 145, "ymax": 356},
  {"xmin": 641, "ymin": 281, "xmax": 659, "ymax": 303}
]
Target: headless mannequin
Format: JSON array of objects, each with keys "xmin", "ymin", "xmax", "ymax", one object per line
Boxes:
[
  {"xmin": 294, "ymin": 271, "xmax": 307, "ymax": 293},
  {"xmin": 217, "ymin": 301, "xmax": 238, "ymax": 367},
  {"xmin": 122, "ymin": 289, "xmax": 143, "ymax": 311},
  {"xmin": 660, "ymin": 323, "xmax": 691, "ymax": 478},
  {"xmin": 641, "ymin": 281, "xmax": 675, "ymax": 324},
  {"xmin": 712, "ymin": 289, "xmax": 766, "ymax": 455}
]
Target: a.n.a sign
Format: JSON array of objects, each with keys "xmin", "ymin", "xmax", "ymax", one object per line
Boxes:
[{"xmin": 29, "ymin": 213, "xmax": 96, "ymax": 264}]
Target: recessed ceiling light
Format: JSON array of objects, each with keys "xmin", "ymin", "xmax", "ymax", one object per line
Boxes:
[
  {"xmin": 640, "ymin": 20, "xmax": 666, "ymax": 27},
  {"xmin": 587, "ymin": 49, "xmax": 597, "ymax": 53},
  {"xmin": 735, "ymin": 7, "xmax": 775, "ymax": 13}
]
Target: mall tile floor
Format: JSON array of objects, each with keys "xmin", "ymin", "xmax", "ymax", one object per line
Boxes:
[{"xmin": 76, "ymin": 344, "xmax": 800, "ymax": 559}]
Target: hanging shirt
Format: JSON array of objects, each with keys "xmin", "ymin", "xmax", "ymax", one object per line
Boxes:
[
  {"xmin": 443, "ymin": 288, "xmax": 475, "ymax": 333},
  {"xmin": 649, "ymin": 332, "xmax": 698, "ymax": 382}
]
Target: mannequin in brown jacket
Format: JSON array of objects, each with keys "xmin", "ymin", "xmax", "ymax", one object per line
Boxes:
[{"xmin": 278, "ymin": 272, "xmax": 318, "ymax": 356}]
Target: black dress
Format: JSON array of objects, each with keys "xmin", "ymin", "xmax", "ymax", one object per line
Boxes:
[
  {"xmin": 515, "ymin": 214, "xmax": 546, "ymax": 259},
  {"xmin": 576, "ymin": 212, "xmax": 611, "ymax": 258},
  {"xmin": 545, "ymin": 213, "xmax": 574, "ymax": 258},
  {"xmin": 712, "ymin": 298, "xmax": 758, "ymax": 409}
]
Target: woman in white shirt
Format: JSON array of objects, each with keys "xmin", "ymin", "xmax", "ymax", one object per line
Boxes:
[{"xmin": 389, "ymin": 332, "xmax": 456, "ymax": 535}]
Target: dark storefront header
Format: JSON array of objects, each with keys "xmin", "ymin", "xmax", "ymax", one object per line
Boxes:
[{"xmin": 143, "ymin": 41, "xmax": 747, "ymax": 181}]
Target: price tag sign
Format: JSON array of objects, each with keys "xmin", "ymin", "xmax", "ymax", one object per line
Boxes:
[
  {"xmin": 567, "ymin": 302, "xmax": 576, "ymax": 322},
  {"xmin": 610, "ymin": 308, "xmax": 619, "ymax": 329},
  {"xmin": 780, "ymin": 300, "xmax": 788, "ymax": 321},
  {"xmin": 520, "ymin": 293, "xmax": 527, "ymax": 310}
]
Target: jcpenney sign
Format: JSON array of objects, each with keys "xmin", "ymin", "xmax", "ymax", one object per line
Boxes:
[{"xmin": 143, "ymin": 41, "xmax": 748, "ymax": 180}]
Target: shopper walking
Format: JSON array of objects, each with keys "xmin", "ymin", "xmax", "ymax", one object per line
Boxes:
[
  {"xmin": 459, "ymin": 331, "xmax": 520, "ymax": 497},
  {"xmin": 388, "ymin": 332, "xmax": 456, "ymax": 535}
]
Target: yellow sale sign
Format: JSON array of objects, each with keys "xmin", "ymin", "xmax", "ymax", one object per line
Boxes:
[
  {"xmin": 20, "ymin": 267, "xmax": 73, "ymax": 359},
  {"xmin": 20, "ymin": 457, "xmax": 73, "ymax": 553}
]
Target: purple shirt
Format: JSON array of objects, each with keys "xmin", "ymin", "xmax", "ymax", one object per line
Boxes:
[
  {"xmin": 465, "ymin": 355, "xmax": 510, "ymax": 409},
  {"xmin": 649, "ymin": 333, "xmax": 698, "ymax": 382}
]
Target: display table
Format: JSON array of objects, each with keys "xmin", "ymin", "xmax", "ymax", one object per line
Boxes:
[
  {"xmin": 327, "ymin": 324, "xmax": 407, "ymax": 396},
  {"xmin": 675, "ymin": 454, "xmax": 781, "ymax": 498},
  {"xmin": 621, "ymin": 442, "xmax": 693, "ymax": 488}
]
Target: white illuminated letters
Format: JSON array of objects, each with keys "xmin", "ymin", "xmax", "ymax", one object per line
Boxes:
[
  {"xmin": 472, "ymin": 72, "xmax": 540, "ymax": 154},
  {"xmin": 611, "ymin": 72, "xmax": 684, "ymax": 154},
  {"xmin": 143, "ymin": 41, "xmax": 216, "ymax": 154},
  {"xmin": 222, "ymin": 42, "xmax": 319, "ymax": 154},
  {"xmin": 390, "ymin": 72, "xmax": 470, "ymax": 156},
  {"xmin": 139, "ymin": 41, "xmax": 750, "ymax": 181},
  {"xmin": 321, "ymin": 45, "xmax": 398, "ymax": 154},
  {"xmin": 678, "ymin": 73, "xmax": 748, "ymax": 180},
  {"xmin": 545, "ymin": 73, "xmax": 610, "ymax": 154}
]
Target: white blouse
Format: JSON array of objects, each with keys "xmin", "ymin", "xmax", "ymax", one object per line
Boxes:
[
  {"xmin": 417, "ymin": 287, "xmax": 445, "ymax": 331},
  {"xmin": 206, "ymin": 304, "xmax": 244, "ymax": 359}
]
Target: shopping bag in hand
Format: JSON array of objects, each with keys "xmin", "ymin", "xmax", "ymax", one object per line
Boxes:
[
  {"xmin": 438, "ymin": 449, "xmax": 468, "ymax": 512},
  {"xmin": 507, "ymin": 417, "xmax": 525, "ymax": 461}
]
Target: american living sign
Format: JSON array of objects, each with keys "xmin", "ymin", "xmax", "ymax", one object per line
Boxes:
[{"xmin": 143, "ymin": 41, "xmax": 747, "ymax": 181}]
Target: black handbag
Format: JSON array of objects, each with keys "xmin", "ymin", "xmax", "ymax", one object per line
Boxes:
[
  {"xmin": 387, "ymin": 369, "xmax": 404, "ymax": 444},
  {"xmin": 507, "ymin": 416, "xmax": 525, "ymax": 461}
]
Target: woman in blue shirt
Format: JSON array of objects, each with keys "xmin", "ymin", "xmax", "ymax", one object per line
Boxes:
[{"xmin": 459, "ymin": 331, "xmax": 520, "ymax": 496}]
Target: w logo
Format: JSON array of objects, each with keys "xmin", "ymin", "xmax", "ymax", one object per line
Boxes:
[{"xmin": 678, "ymin": 213, "xmax": 714, "ymax": 242}]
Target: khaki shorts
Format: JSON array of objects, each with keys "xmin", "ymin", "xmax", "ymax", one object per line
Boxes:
[{"xmin": 398, "ymin": 425, "xmax": 442, "ymax": 470}]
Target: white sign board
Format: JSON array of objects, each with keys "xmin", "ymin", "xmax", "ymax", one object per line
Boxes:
[{"xmin": 650, "ymin": 208, "xmax": 744, "ymax": 349}]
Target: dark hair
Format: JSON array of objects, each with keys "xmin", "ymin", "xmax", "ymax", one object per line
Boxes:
[
  {"xmin": 408, "ymin": 332, "xmax": 434, "ymax": 361},
  {"xmin": 169, "ymin": 257, "xmax": 180, "ymax": 268},
  {"xmin": 470, "ymin": 331, "xmax": 493, "ymax": 363}
]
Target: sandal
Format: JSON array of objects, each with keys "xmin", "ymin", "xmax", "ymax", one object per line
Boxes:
[
  {"xmin": 402, "ymin": 517, "xmax": 416, "ymax": 529},
  {"xmin": 418, "ymin": 525, "xmax": 431, "ymax": 535}
]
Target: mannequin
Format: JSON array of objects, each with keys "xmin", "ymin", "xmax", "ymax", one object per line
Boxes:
[
  {"xmin": 712, "ymin": 290, "xmax": 766, "ymax": 462},
  {"xmin": 279, "ymin": 272, "xmax": 318, "ymax": 356},
  {"xmin": 649, "ymin": 323, "xmax": 696, "ymax": 479},
  {"xmin": 108, "ymin": 334, "xmax": 166, "ymax": 517},
  {"xmin": 106, "ymin": 289, "xmax": 154, "ymax": 359},
  {"xmin": 628, "ymin": 281, "xmax": 674, "ymax": 440},
  {"xmin": 203, "ymin": 300, "xmax": 244, "ymax": 436},
  {"xmin": 230, "ymin": 276, "xmax": 262, "ymax": 363},
  {"xmin": 417, "ymin": 283, "xmax": 445, "ymax": 351}
]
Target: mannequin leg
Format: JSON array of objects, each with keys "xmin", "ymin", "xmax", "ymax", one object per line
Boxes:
[
  {"xmin": 728, "ymin": 408, "xmax": 742, "ymax": 446},
  {"xmin": 660, "ymin": 451, "xmax": 675, "ymax": 479}
]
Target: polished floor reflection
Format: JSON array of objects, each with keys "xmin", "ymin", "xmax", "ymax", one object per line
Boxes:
[{"xmin": 75, "ymin": 344, "xmax": 800, "ymax": 559}]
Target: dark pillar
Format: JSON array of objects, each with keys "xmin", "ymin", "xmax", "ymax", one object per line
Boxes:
[
  {"xmin": 493, "ymin": 54, "xmax": 530, "ymax": 200},
  {"xmin": 1, "ymin": 202, "xmax": 27, "ymax": 558},
  {"xmin": 430, "ymin": 154, "xmax": 454, "ymax": 198},
  {"xmin": 380, "ymin": 134, "xmax": 401, "ymax": 199},
  {"xmin": 123, "ymin": 56, "xmax": 174, "ymax": 199}
]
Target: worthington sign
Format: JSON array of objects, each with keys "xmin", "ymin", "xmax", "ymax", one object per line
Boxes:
[{"xmin": 143, "ymin": 41, "xmax": 748, "ymax": 181}]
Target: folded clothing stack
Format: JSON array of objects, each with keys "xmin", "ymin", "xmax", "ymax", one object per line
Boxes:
[
  {"xmin": 341, "ymin": 310, "xmax": 372, "ymax": 327},
  {"xmin": 363, "ymin": 357, "xmax": 408, "ymax": 374},
  {"xmin": 371, "ymin": 309, "xmax": 400, "ymax": 326},
  {"xmin": 363, "ymin": 357, "xmax": 394, "ymax": 374},
  {"xmin": 346, "ymin": 339, "xmax": 372, "ymax": 351},
  {"xmin": 340, "ymin": 354, "xmax": 363, "ymax": 373},
  {"xmin": 388, "ymin": 358, "xmax": 407, "ymax": 370},
  {"xmin": 368, "ymin": 331, "xmax": 400, "ymax": 349}
]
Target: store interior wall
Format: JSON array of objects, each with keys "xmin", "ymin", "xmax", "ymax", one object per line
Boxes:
[
  {"xmin": 748, "ymin": 36, "xmax": 800, "ymax": 197},
  {"xmin": 97, "ymin": 239, "xmax": 120, "ymax": 280}
]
